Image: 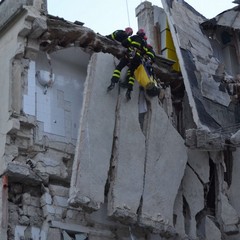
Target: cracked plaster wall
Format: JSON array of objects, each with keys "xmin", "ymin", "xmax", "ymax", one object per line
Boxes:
[{"xmin": 29, "ymin": 47, "xmax": 89, "ymax": 142}]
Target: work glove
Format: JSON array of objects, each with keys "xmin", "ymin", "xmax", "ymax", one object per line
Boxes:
[
  {"xmin": 126, "ymin": 89, "xmax": 132, "ymax": 101},
  {"xmin": 107, "ymin": 82, "xmax": 115, "ymax": 92}
]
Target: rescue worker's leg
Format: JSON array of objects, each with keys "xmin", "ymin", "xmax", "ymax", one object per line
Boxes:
[
  {"xmin": 125, "ymin": 72, "xmax": 135, "ymax": 100},
  {"xmin": 119, "ymin": 69, "xmax": 133, "ymax": 88},
  {"xmin": 125, "ymin": 56, "xmax": 141, "ymax": 100},
  {"xmin": 107, "ymin": 57, "xmax": 129, "ymax": 92}
]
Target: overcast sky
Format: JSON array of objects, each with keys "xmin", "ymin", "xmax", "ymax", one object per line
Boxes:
[{"xmin": 47, "ymin": 0, "xmax": 235, "ymax": 35}]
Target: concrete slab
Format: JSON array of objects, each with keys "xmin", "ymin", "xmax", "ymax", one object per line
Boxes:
[
  {"xmin": 182, "ymin": 165, "xmax": 204, "ymax": 239},
  {"xmin": 205, "ymin": 216, "xmax": 222, "ymax": 240},
  {"xmin": 139, "ymin": 98, "xmax": 187, "ymax": 234},
  {"xmin": 188, "ymin": 149, "xmax": 209, "ymax": 184},
  {"xmin": 69, "ymin": 53, "xmax": 118, "ymax": 211},
  {"xmin": 108, "ymin": 85, "xmax": 145, "ymax": 224}
]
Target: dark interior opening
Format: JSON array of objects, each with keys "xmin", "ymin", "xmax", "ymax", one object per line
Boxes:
[
  {"xmin": 206, "ymin": 158, "xmax": 216, "ymax": 216},
  {"xmin": 223, "ymin": 147, "xmax": 233, "ymax": 187}
]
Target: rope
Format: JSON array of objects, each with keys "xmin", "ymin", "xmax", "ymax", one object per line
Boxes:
[{"xmin": 125, "ymin": 0, "xmax": 131, "ymax": 27}]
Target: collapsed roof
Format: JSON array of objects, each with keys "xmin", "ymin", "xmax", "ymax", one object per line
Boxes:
[{"xmin": 162, "ymin": 0, "xmax": 240, "ymax": 134}]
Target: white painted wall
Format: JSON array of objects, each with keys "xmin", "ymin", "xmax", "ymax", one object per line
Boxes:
[{"xmin": 23, "ymin": 48, "xmax": 90, "ymax": 142}]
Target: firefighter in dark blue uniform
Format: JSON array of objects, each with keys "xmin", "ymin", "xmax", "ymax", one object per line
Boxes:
[
  {"xmin": 107, "ymin": 29, "xmax": 148, "ymax": 100},
  {"xmin": 144, "ymin": 44, "xmax": 156, "ymax": 77},
  {"xmin": 144, "ymin": 44, "xmax": 161, "ymax": 97},
  {"xmin": 105, "ymin": 27, "xmax": 133, "ymax": 43}
]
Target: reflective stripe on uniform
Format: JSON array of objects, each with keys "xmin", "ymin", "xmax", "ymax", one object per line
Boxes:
[
  {"xmin": 128, "ymin": 38, "xmax": 141, "ymax": 48},
  {"xmin": 112, "ymin": 69, "xmax": 121, "ymax": 78},
  {"xmin": 128, "ymin": 76, "xmax": 135, "ymax": 85},
  {"xmin": 147, "ymin": 51, "xmax": 154, "ymax": 59}
]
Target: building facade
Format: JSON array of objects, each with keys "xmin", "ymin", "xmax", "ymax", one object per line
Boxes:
[{"xmin": 0, "ymin": 0, "xmax": 240, "ymax": 239}]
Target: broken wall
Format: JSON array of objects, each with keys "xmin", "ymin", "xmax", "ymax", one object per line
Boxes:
[
  {"xmin": 135, "ymin": 1, "xmax": 240, "ymax": 239},
  {"xmin": 2, "ymin": 0, "xmax": 240, "ymax": 240},
  {"xmin": 160, "ymin": 0, "xmax": 240, "ymax": 239},
  {"xmin": 161, "ymin": 0, "xmax": 236, "ymax": 130},
  {"xmin": 69, "ymin": 50, "xmax": 188, "ymax": 238}
]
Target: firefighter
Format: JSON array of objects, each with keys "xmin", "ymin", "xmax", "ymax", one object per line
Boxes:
[
  {"xmin": 119, "ymin": 36, "xmax": 150, "ymax": 89},
  {"xmin": 144, "ymin": 44, "xmax": 156, "ymax": 77},
  {"xmin": 143, "ymin": 44, "xmax": 161, "ymax": 97},
  {"xmin": 107, "ymin": 29, "xmax": 148, "ymax": 100},
  {"xmin": 105, "ymin": 27, "xmax": 133, "ymax": 43},
  {"xmin": 122, "ymin": 43, "xmax": 160, "ymax": 98}
]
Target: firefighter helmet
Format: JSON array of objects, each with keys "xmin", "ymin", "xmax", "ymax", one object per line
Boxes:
[
  {"xmin": 125, "ymin": 27, "xmax": 133, "ymax": 36},
  {"xmin": 136, "ymin": 28, "xmax": 146, "ymax": 38}
]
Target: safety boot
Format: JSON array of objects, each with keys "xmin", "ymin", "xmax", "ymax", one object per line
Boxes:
[
  {"xmin": 107, "ymin": 82, "xmax": 115, "ymax": 92},
  {"xmin": 107, "ymin": 70, "xmax": 121, "ymax": 92}
]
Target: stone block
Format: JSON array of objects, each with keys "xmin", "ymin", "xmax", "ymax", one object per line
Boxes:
[
  {"xmin": 5, "ymin": 145, "xmax": 19, "ymax": 158},
  {"xmin": 42, "ymin": 205, "xmax": 55, "ymax": 217},
  {"xmin": 9, "ymin": 208, "xmax": 19, "ymax": 224},
  {"xmin": 19, "ymin": 20, "xmax": 32, "ymax": 37},
  {"xmin": 40, "ymin": 192, "xmax": 52, "ymax": 206},
  {"xmin": 19, "ymin": 215, "xmax": 30, "ymax": 225},
  {"xmin": 47, "ymin": 228, "xmax": 61, "ymax": 240},
  {"xmin": 30, "ymin": 215, "xmax": 43, "ymax": 227},
  {"xmin": 14, "ymin": 225, "xmax": 27, "ymax": 240},
  {"xmin": 205, "ymin": 216, "xmax": 221, "ymax": 240},
  {"xmin": 7, "ymin": 118, "xmax": 20, "ymax": 134},
  {"xmin": 22, "ymin": 205, "xmax": 28, "ymax": 216},
  {"xmin": 30, "ymin": 196, "xmax": 40, "ymax": 207},
  {"xmin": 30, "ymin": 17, "xmax": 47, "ymax": 38},
  {"xmin": 27, "ymin": 206, "xmax": 40, "ymax": 217},
  {"xmin": 22, "ymin": 193, "xmax": 31, "ymax": 205},
  {"xmin": 53, "ymin": 196, "xmax": 68, "ymax": 208},
  {"xmin": 49, "ymin": 184, "xmax": 69, "ymax": 197},
  {"xmin": 55, "ymin": 206, "xmax": 64, "ymax": 215}
]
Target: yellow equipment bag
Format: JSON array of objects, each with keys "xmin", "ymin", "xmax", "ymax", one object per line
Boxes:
[{"xmin": 134, "ymin": 64, "xmax": 157, "ymax": 89}]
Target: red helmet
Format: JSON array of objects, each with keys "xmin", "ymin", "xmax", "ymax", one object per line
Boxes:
[
  {"xmin": 125, "ymin": 27, "xmax": 133, "ymax": 36},
  {"xmin": 136, "ymin": 28, "xmax": 146, "ymax": 38}
]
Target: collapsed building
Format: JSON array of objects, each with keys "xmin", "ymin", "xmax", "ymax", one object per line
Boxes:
[{"xmin": 1, "ymin": 0, "xmax": 240, "ymax": 239}]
